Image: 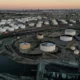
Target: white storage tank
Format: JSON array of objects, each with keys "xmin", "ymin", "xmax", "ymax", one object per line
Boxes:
[
  {"xmin": 70, "ymin": 46, "xmax": 76, "ymax": 51},
  {"xmin": 36, "ymin": 23, "xmax": 42, "ymax": 28},
  {"xmin": 60, "ymin": 19, "xmax": 68, "ymax": 24},
  {"xmin": 37, "ymin": 16, "xmax": 42, "ymax": 19},
  {"xmin": 37, "ymin": 33, "xmax": 44, "ymax": 39},
  {"xmin": 4, "ymin": 26, "xmax": 10, "ymax": 30},
  {"xmin": 40, "ymin": 42, "xmax": 56, "ymax": 52},
  {"xmin": 38, "ymin": 21, "xmax": 43, "ymax": 24},
  {"xmin": 60, "ymin": 35, "xmax": 73, "ymax": 41},
  {"xmin": 19, "ymin": 25, "xmax": 25, "ymax": 29},
  {"xmin": 69, "ymin": 24, "xmax": 73, "ymax": 27},
  {"xmin": 65, "ymin": 29, "xmax": 76, "ymax": 36},
  {"xmin": 8, "ymin": 27, "xmax": 14, "ymax": 32},
  {"xmin": 74, "ymin": 50, "xmax": 79, "ymax": 55},
  {"xmin": 19, "ymin": 42, "xmax": 31, "ymax": 53},
  {"xmin": 0, "ymin": 21, "xmax": 6, "ymax": 25},
  {"xmin": 44, "ymin": 21, "xmax": 49, "ymax": 25},
  {"xmin": 0, "ymin": 28, "xmax": 7, "ymax": 33},
  {"xmin": 12, "ymin": 25, "xmax": 19, "ymax": 30},
  {"xmin": 28, "ymin": 23, "xmax": 35, "ymax": 27},
  {"xmin": 9, "ymin": 23, "xmax": 15, "ymax": 26},
  {"xmin": 20, "ymin": 42, "xmax": 31, "ymax": 50},
  {"xmin": 52, "ymin": 19, "xmax": 58, "ymax": 26},
  {"xmin": 69, "ymin": 20, "xmax": 76, "ymax": 24},
  {"xmin": 1, "ymin": 19, "xmax": 6, "ymax": 22},
  {"xmin": 6, "ymin": 21, "xmax": 11, "ymax": 24}
]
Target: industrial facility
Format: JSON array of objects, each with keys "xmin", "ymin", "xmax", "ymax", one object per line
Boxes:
[{"xmin": 0, "ymin": 9, "xmax": 80, "ymax": 80}]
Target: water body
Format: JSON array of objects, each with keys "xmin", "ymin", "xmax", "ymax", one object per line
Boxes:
[{"xmin": 0, "ymin": 55, "xmax": 37, "ymax": 76}]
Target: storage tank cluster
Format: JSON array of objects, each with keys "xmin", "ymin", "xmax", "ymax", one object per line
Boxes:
[
  {"xmin": 10, "ymin": 24, "xmax": 26, "ymax": 30},
  {"xmin": 0, "ymin": 26, "xmax": 15, "ymax": 33},
  {"xmin": 7, "ymin": 27, "xmax": 14, "ymax": 32},
  {"xmin": 0, "ymin": 19, "xmax": 19, "ymax": 33},
  {"xmin": 60, "ymin": 19, "xmax": 68, "ymax": 24},
  {"xmin": 0, "ymin": 16, "xmax": 42, "ymax": 33},
  {"xmin": 52, "ymin": 19, "xmax": 58, "ymax": 26},
  {"xmin": 60, "ymin": 29, "xmax": 76, "ymax": 41},
  {"xmin": 70, "ymin": 46, "xmax": 80, "ymax": 55},
  {"xmin": 0, "ymin": 19, "xmax": 14, "ymax": 26},
  {"xmin": 16, "ymin": 16, "xmax": 41, "ymax": 23},
  {"xmin": 0, "ymin": 23, "xmax": 26, "ymax": 33},
  {"xmin": 40, "ymin": 42, "xmax": 56, "ymax": 52},
  {"xmin": 7, "ymin": 19, "xmax": 14, "ymax": 24},
  {"xmin": 69, "ymin": 20, "xmax": 76, "ymax": 24},
  {"xmin": 16, "ymin": 19, "xmax": 26, "ymax": 23}
]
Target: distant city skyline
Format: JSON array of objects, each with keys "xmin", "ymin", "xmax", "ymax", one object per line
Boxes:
[{"xmin": 0, "ymin": 0, "xmax": 80, "ymax": 10}]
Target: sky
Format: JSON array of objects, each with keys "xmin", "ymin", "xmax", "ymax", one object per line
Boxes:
[{"xmin": 0, "ymin": 0, "xmax": 80, "ymax": 10}]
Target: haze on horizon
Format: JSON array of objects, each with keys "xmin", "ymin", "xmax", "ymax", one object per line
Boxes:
[{"xmin": 0, "ymin": 0, "xmax": 80, "ymax": 10}]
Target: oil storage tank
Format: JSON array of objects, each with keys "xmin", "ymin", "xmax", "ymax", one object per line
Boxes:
[
  {"xmin": 60, "ymin": 35, "xmax": 73, "ymax": 41},
  {"xmin": 19, "ymin": 42, "xmax": 31, "ymax": 53},
  {"xmin": 60, "ymin": 19, "xmax": 68, "ymax": 24},
  {"xmin": 44, "ymin": 21, "xmax": 49, "ymax": 25},
  {"xmin": 40, "ymin": 42, "xmax": 56, "ymax": 52},
  {"xmin": 52, "ymin": 19, "xmax": 58, "ymax": 26},
  {"xmin": 37, "ymin": 34, "xmax": 44, "ymax": 39},
  {"xmin": 0, "ymin": 28, "xmax": 7, "ymax": 33},
  {"xmin": 65, "ymin": 29, "xmax": 76, "ymax": 36},
  {"xmin": 36, "ymin": 23, "xmax": 42, "ymax": 28},
  {"xmin": 69, "ymin": 20, "xmax": 76, "ymax": 24},
  {"xmin": 8, "ymin": 27, "xmax": 14, "ymax": 32}
]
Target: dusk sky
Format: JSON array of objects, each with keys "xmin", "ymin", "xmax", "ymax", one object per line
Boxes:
[{"xmin": 0, "ymin": 0, "xmax": 80, "ymax": 10}]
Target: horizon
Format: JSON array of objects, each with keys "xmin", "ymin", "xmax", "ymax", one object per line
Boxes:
[{"xmin": 0, "ymin": 8, "xmax": 80, "ymax": 10}]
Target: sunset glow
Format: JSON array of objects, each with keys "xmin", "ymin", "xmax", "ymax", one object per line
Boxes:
[{"xmin": 0, "ymin": 0, "xmax": 80, "ymax": 10}]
